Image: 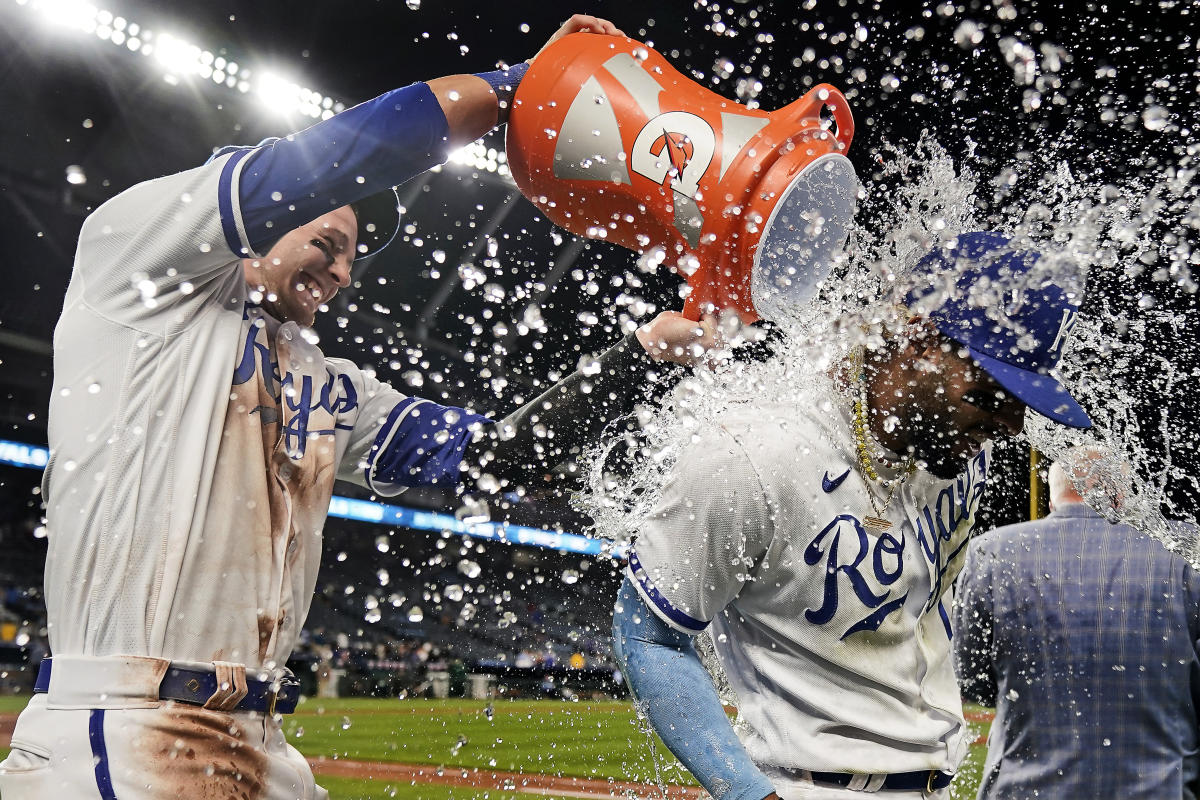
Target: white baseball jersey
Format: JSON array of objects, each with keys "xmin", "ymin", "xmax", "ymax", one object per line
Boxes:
[
  {"xmin": 628, "ymin": 374, "xmax": 989, "ymax": 775},
  {"xmin": 40, "ymin": 153, "xmax": 460, "ymax": 670},
  {"xmin": 2, "ymin": 80, "xmax": 476, "ymax": 800}
]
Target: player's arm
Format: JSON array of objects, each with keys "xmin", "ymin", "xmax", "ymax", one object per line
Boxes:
[
  {"xmin": 464, "ymin": 312, "xmax": 717, "ymax": 491},
  {"xmin": 951, "ymin": 543, "xmax": 997, "ymax": 706},
  {"xmin": 224, "ymin": 15, "xmax": 622, "ymax": 259},
  {"xmin": 612, "ymin": 431, "xmax": 778, "ymax": 800},
  {"xmin": 426, "ymin": 14, "xmax": 623, "ymax": 142},
  {"xmin": 613, "ymin": 581, "xmax": 778, "ymax": 800},
  {"xmin": 347, "ymin": 312, "xmax": 715, "ymax": 495}
]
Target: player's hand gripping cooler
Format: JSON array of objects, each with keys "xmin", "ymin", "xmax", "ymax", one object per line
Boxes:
[{"xmin": 506, "ymin": 33, "xmax": 858, "ymax": 322}]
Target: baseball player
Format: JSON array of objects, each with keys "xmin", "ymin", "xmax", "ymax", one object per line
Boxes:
[
  {"xmin": 612, "ymin": 232, "xmax": 1093, "ymax": 799},
  {"xmin": 0, "ymin": 14, "xmax": 719, "ymax": 800}
]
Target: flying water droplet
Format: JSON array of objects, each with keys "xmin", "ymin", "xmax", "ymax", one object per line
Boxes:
[
  {"xmin": 577, "ymin": 355, "xmax": 601, "ymax": 376},
  {"xmin": 1142, "ymin": 106, "xmax": 1169, "ymax": 132},
  {"xmin": 455, "ymin": 498, "xmax": 490, "ymax": 525}
]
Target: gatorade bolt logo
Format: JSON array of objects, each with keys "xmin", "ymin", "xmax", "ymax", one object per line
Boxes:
[
  {"xmin": 650, "ymin": 132, "xmax": 694, "ymax": 189},
  {"xmin": 631, "ymin": 112, "xmax": 716, "ymax": 199}
]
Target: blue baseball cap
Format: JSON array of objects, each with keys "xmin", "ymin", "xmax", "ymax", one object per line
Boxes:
[
  {"xmin": 905, "ymin": 231, "xmax": 1092, "ymax": 429},
  {"xmin": 208, "ymin": 138, "xmax": 402, "ymax": 261}
]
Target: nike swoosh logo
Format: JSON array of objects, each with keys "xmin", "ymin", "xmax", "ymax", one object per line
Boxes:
[{"xmin": 822, "ymin": 468, "xmax": 851, "ymax": 493}]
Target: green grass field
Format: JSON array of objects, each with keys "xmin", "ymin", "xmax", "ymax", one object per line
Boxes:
[
  {"xmin": 0, "ymin": 695, "xmax": 991, "ymax": 799},
  {"xmin": 282, "ymin": 698, "xmax": 686, "ymax": 784}
]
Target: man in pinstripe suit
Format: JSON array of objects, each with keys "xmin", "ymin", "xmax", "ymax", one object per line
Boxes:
[{"xmin": 954, "ymin": 448, "xmax": 1200, "ymax": 799}]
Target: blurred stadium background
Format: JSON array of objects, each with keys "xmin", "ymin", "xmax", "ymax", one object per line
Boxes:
[{"xmin": 0, "ymin": 1, "xmax": 1193, "ymax": 797}]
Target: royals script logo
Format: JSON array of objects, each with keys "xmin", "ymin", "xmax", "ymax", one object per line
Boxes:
[
  {"xmin": 232, "ymin": 308, "xmax": 358, "ymax": 459},
  {"xmin": 803, "ymin": 450, "xmax": 989, "ymax": 640}
]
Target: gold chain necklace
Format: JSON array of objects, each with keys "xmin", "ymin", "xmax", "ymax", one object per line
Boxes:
[{"xmin": 849, "ymin": 348, "xmax": 914, "ymax": 531}]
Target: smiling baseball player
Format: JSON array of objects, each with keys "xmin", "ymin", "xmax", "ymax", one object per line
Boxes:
[
  {"xmin": 0, "ymin": 14, "xmax": 730, "ymax": 800},
  {"xmin": 613, "ymin": 233, "xmax": 1093, "ymax": 800}
]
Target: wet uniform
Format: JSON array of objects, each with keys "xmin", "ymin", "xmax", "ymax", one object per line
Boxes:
[
  {"xmin": 619, "ymin": 376, "xmax": 989, "ymax": 799},
  {"xmin": 0, "ymin": 61, "xmax": 681, "ymax": 795},
  {"xmin": 0, "ymin": 83, "xmax": 486, "ymax": 799}
]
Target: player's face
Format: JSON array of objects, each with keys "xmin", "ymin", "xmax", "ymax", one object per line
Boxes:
[
  {"xmin": 243, "ymin": 206, "xmax": 358, "ymax": 326},
  {"xmin": 900, "ymin": 341, "xmax": 1026, "ymax": 479}
]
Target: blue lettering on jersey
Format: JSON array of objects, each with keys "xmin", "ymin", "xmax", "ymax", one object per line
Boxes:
[
  {"xmin": 914, "ymin": 449, "xmax": 988, "ymax": 610},
  {"xmin": 232, "ymin": 319, "xmax": 280, "ymax": 393},
  {"xmin": 804, "ymin": 515, "xmax": 904, "ymax": 637},
  {"xmin": 232, "ymin": 313, "xmax": 359, "ymax": 459},
  {"xmin": 279, "ymin": 372, "xmax": 358, "ymax": 457},
  {"xmin": 804, "ymin": 449, "xmax": 989, "ymax": 640}
]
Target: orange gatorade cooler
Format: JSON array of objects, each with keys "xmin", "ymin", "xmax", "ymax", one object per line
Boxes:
[{"xmin": 506, "ymin": 33, "xmax": 858, "ymax": 323}]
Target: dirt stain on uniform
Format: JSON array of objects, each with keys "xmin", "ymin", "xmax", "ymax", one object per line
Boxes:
[
  {"xmin": 130, "ymin": 704, "xmax": 268, "ymax": 800},
  {"xmin": 257, "ymin": 613, "xmax": 279, "ymax": 662}
]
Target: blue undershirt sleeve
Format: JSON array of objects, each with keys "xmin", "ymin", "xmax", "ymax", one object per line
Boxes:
[
  {"xmin": 364, "ymin": 397, "xmax": 491, "ymax": 493},
  {"xmin": 611, "ymin": 577, "xmax": 776, "ymax": 800},
  {"xmin": 221, "ymin": 82, "xmax": 450, "ymax": 256}
]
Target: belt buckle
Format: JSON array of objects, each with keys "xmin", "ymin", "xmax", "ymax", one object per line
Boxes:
[
  {"xmin": 266, "ymin": 682, "xmax": 281, "ymax": 716},
  {"xmin": 925, "ymin": 770, "xmax": 938, "ymax": 796}
]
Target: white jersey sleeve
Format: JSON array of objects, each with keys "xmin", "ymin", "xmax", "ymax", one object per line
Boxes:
[
  {"xmin": 628, "ymin": 423, "xmax": 776, "ymax": 634},
  {"xmin": 70, "ymin": 153, "xmax": 254, "ymax": 335}
]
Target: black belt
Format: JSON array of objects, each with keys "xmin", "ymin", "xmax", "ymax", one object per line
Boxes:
[
  {"xmin": 34, "ymin": 658, "xmax": 301, "ymax": 715},
  {"xmin": 810, "ymin": 769, "xmax": 954, "ymax": 793}
]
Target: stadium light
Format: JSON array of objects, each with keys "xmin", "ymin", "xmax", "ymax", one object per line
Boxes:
[
  {"xmin": 153, "ymin": 32, "xmax": 202, "ymax": 76},
  {"xmin": 447, "ymin": 142, "xmax": 512, "ymax": 178},
  {"xmin": 12, "ymin": 0, "xmax": 338, "ymax": 119},
  {"xmin": 256, "ymin": 71, "xmax": 303, "ymax": 116},
  {"xmin": 22, "ymin": 0, "xmax": 98, "ymax": 33}
]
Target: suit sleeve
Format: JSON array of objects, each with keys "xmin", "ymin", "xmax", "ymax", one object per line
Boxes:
[
  {"xmin": 1177, "ymin": 530, "xmax": 1200, "ymax": 717},
  {"xmin": 628, "ymin": 425, "xmax": 775, "ymax": 634},
  {"xmin": 952, "ymin": 541, "xmax": 998, "ymax": 706}
]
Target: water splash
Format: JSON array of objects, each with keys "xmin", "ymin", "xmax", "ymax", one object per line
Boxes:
[{"xmin": 579, "ymin": 131, "xmax": 1200, "ymax": 567}]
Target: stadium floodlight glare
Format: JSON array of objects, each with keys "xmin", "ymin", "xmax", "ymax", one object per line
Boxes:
[
  {"xmin": 256, "ymin": 71, "xmax": 303, "ymax": 117},
  {"xmin": 154, "ymin": 32, "xmax": 203, "ymax": 76},
  {"xmin": 27, "ymin": 0, "xmax": 98, "ymax": 33},
  {"xmin": 447, "ymin": 141, "xmax": 512, "ymax": 178},
  {"xmin": 13, "ymin": 1, "xmax": 338, "ymax": 118},
  {"xmin": 254, "ymin": 71, "xmax": 338, "ymax": 119}
]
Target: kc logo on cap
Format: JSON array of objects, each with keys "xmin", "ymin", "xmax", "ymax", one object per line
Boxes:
[{"xmin": 906, "ymin": 231, "xmax": 1092, "ymax": 429}]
